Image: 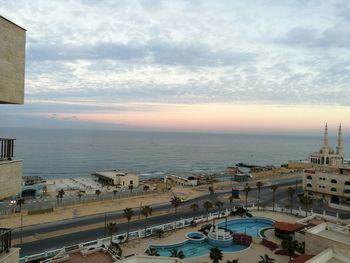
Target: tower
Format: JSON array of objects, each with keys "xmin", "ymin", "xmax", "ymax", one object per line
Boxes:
[{"xmin": 336, "ymin": 123, "xmax": 344, "ymax": 157}]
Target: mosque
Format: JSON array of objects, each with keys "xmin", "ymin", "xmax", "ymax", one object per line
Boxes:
[{"xmin": 310, "ymin": 123, "xmax": 344, "ymax": 167}]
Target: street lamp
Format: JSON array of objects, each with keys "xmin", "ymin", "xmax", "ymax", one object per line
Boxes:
[{"xmin": 10, "ymin": 200, "xmax": 16, "ymax": 213}]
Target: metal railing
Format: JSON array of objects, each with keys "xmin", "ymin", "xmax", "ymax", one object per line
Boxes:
[
  {"xmin": 0, "ymin": 228, "xmax": 12, "ymax": 253},
  {"xmin": 0, "ymin": 138, "xmax": 15, "ymax": 160}
]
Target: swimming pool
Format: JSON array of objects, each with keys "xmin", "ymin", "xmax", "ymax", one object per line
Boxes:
[
  {"xmin": 147, "ymin": 217, "xmax": 273, "ymax": 259},
  {"xmin": 218, "ymin": 218, "xmax": 273, "ymax": 237}
]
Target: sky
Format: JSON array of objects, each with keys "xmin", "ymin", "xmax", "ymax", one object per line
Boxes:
[{"xmin": 1, "ymin": 0, "xmax": 350, "ymax": 134}]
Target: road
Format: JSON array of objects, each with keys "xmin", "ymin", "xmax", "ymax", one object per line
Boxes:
[{"xmin": 15, "ymin": 177, "xmax": 302, "ymax": 256}]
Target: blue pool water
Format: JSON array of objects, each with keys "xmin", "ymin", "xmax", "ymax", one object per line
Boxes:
[
  {"xmin": 148, "ymin": 218, "xmax": 273, "ymax": 259},
  {"xmin": 218, "ymin": 218, "xmax": 273, "ymax": 237}
]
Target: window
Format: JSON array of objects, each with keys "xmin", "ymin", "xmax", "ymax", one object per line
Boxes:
[
  {"xmin": 130, "ymin": 180, "xmax": 133, "ymax": 185},
  {"xmin": 307, "ymin": 175, "xmax": 312, "ymax": 180},
  {"xmin": 331, "ymin": 179, "xmax": 337, "ymax": 184},
  {"xmin": 344, "ymin": 189, "xmax": 350, "ymax": 194},
  {"xmin": 345, "ymin": 181, "xmax": 350, "ymax": 186},
  {"xmin": 307, "ymin": 183, "xmax": 312, "ymax": 188},
  {"xmin": 330, "ymin": 187, "xmax": 337, "ymax": 192}
]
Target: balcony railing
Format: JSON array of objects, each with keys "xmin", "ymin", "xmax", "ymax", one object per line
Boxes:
[
  {"xmin": 0, "ymin": 228, "xmax": 11, "ymax": 253},
  {"xmin": 0, "ymin": 138, "xmax": 15, "ymax": 160}
]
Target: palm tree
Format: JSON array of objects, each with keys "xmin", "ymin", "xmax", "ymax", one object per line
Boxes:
[
  {"xmin": 209, "ymin": 247, "xmax": 223, "ymax": 263},
  {"xmin": 243, "ymin": 185, "xmax": 251, "ymax": 209},
  {"xmin": 169, "ymin": 248, "xmax": 185, "ymax": 259},
  {"xmin": 113, "ymin": 190, "xmax": 118, "ymax": 198},
  {"xmin": 123, "ymin": 208, "xmax": 134, "ymax": 240},
  {"xmin": 215, "ymin": 200, "xmax": 224, "ymax": 219},
  {"xmin": 287, "ymin": 187, "xmax": 295, "ymax": 214},
  {"xmin": 128, "ymin": 184, "xmax": 134, "ymax": 194},
  {"xmin": 203, "ymin": 201, "xmax": 213, "ymax": 221},
  {"xmin": 258, "ymin": 254, "xmax": 275, "ymax": 263},
  {"xmin": 256, "ymin": 181, "xmax": 263, "ymax": 211},
  {"xmin": 145, "ymin": 247, "xmax": 159, "ymax": 256},
  {"xmin": 106, "ymin": 222, "xmax": 118, "ymax": 243},
  {"xmin": 270, "ymin": 185, "xmax": 278, "ymax": 212},
  {"xmin": 58, "ymin": 189, "xmax": 65, "ymax": 201},
  {"xmin": 190, "ymin": 203, "xmax": 199, "ymax": 212},
  {"xmin": 141, "ymin": 205, "xmax": 152, "ymax": 237},
  {"xmin": 95, "ymin": 189, "xmax": 101, "ymax": 199},
  {"xmin": 171, "ymin": 196, "xmax": 182, "ymax": 214},
  {"xmin": 229, "ymin": 196, "xmax": 234, "ymax": 211},
  {"xmin": 227, "ymin": 260, "xmax": 239, "ymax": 263},
  {"xmin": 16, "ymin": 198, "xmax": 25, "ymax": 212},
  {"xmin": 77, "ymin": 192, "xmax": 82, "ymax": 201},
  {"xmin": 143, "ymin": 185, "xmax": 149, "ymax": 192}
]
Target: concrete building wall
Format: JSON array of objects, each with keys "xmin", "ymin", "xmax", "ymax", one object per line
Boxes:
[
  {"xmin": 118, "ymin": 174, "xmax": 139, "ymax": 187},
  {"xmin": 0, "ymin": 248, "xmax": 20, "ymax": 263},
  {"xmin": 0, "ymin": 16, "xmax": 26, "ymax": 104},
  {"xmin": 0, "ymin": 160, "xmax": 22, "ymax": 199},
  {"xmin": 305, "ymin": 232, "xmax": 350, "ymax": 257}
]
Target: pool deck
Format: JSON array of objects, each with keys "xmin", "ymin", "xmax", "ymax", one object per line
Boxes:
[{"xmin": 121, "ymin": 212, "xmax": 299, "ymax": 263}]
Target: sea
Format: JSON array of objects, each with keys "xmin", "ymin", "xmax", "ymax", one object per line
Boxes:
[{"xmin": 2, "ymin": 127, "xmax": 349, "ymax": 180}]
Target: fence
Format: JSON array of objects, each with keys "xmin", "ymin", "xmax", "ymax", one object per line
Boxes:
[{"xmin": 18, "ymin": 204, "xmax": 341, "ymax": 263}]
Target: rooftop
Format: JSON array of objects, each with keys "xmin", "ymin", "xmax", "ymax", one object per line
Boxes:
[{"xmin": 273, "ymin": 221, "xmax": 305, "ymax": 232}]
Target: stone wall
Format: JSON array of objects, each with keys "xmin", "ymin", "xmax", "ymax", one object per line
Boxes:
[
  {"xmin": 0, "ymin": 16, "xmax": 26, "ymax": 104},
  {"xmin": 0, "ymin": 160, "xmax": 22, "ymax": 199}
]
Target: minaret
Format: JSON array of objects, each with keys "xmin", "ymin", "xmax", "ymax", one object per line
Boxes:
[
  {"xmin": 323, "ymin": 123, "xmax": 329, "ymax": 147},
  {"xmin": 336, "ymin": 123, "xmax": 344, "ymax": 157}
]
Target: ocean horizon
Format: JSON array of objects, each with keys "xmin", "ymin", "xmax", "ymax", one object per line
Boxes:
[{"xmin": 2, "ymin": 127, "xmax": 349, "ymax": 180}]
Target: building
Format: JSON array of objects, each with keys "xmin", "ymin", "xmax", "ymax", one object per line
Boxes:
[
  {"xmin": 304, "ymin": 221, "xmax": 350, "ymax": 262},
  {"xmin": 94, "ymin": 170, "xmax": 139, "ymax": 188},
  {"xmin": 310, "ymin": 123, "xmax": 344, "ymax": 167},
  {"xmin": 303, "ymin": 167, "xmax": 350, "ymax": 208},
  {"xmin": 0, "ymin": 15, "xmax": 25, "ymax": 201},
  {"xmin": 0, "ymin": 14, "xmax": 25, "ymax": 263},
  {"xmin": 164, "ymin": 175, "xmax": 198, "ymax": 186}
]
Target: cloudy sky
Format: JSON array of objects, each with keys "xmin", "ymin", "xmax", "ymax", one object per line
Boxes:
[{"xmin": 1, "ymin": 0, "xmax": 350, "ymax": 133}]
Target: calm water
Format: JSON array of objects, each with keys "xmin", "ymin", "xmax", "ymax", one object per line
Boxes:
[{"xmin": 2, "ymin": 127, "xmax": 349, "ymax": 180}]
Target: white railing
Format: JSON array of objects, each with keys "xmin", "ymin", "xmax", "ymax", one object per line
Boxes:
[{"xmin": 19, "ymin": 204, "xmax": 339, "ymax": 263}]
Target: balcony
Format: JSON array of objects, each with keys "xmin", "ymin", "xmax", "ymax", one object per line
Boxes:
[
  {"xmin": 0, "ymin": 138, "xmax": 15, "ymax": 161},
  {"xmin": 0, "ymin": 228, "xmax": 11, "ymax": 253}
]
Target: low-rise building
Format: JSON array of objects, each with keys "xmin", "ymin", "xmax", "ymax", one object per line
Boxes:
[
  {"xmin": 304, "ymin": 221, "xmax": 350, "ymax": 261},
  {"xmin": 303, "ymin": 167, "xmax": 350, "ymax": 208},
  {"xmin": 94, "ymin": 170, "xmax": 139, "ymax": 188},
  {"xmin": 164, "ymin": 175, "xmax": 198, "ymax": 186}
]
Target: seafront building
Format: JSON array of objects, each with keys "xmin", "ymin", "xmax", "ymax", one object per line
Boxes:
[
  {"xmin": 288, "ymin": 124, "xmax": 345, "ymax": 171},
  {"xmin": 0, "ymin": 15, "xmax": 26, "ymax": 263},
  {"xmin": 94, "ymin": 170, "xmax": 139, "ymax": 188},
  {"xmin": 303, "ymin": 167, "xmax": 350, "ymax": 208}
]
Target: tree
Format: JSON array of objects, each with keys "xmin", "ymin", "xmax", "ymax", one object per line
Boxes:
[
  {"xmin": 123, "ymin": 207, "xmax": 134, "ymax": 240},
  {"xmin": 190, "ymin": 203, "xmax": 199, "ymax": 212},
  {"xmin": 227, "ymin": 260, "xmax": 239, "ymax": 263},
  {"xmin": 243, "ymin": 185, "xmax": 251, "ymax": 209},
  {"xmin": 106, "ymin": 222, "xmax": 118, "ymax": 243},
  {"xmin": 214, "ymin": 200, "xmax": 224, "ymax": 217},
  {"xmin": 155, "ymin": 228, "xmax": 164, "ymax": 238},
  {"xmin": 145, "ymin": 247, "xmax": 159, "ymax": 256},
  {"xmin": 256, "ymin": 181, "xmax": 263, "ymax": 211},
  {"xmin": 209, "ymin": 247, "xmax": 223, "ymax": 263},
  {"xmin": 170, "ymin": 196, "xmax": 182, "ymax": 214},
  {"xmin": 16, "ymin": 198, "xmax": 25, "ymax": 212},
  {"xmin": 270, "ymin": 185, "xmax": 278, "ymax": 212},
  {"xmin": 170, "ymin": 249, "xmax": 185, "ymax": 259},
  {"xmin": 203, "ymin": 201, "xmax": 213, "ymax": 221},
  {"xmin": 58, "ymin": 189, "xmax": 65, "ymax": 201},
  {"xmin": 229, "ymin": 196, "xmax": 234, "ymax": 211},
  {"xmin": 258, "ymin": 254, "xmax": 275, "ymax": 263},
  {"xmin": 128, "ymin": 184, "xmax": 134, "ymax": 194},
  {"xmin": 143, "ymin": 185, "xmax": 149, "ymax": 192},
  {"xmin": 77, "ymin": 192, "xmax": 82, "ymax": 201},
  {"xmin": 141, "ymin": 205, "xmax": 152, "ymax": 237},
  {"xmin": 95, "ymin": 189, "xmax": 101, "ymax": 199},
  {"xmin": 287, "ymin": 187, "xmax": 295, "ymax": 214},
  {"xmin": 113, "ymin": 190, "xmax": 118, "ymax": 198}
]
